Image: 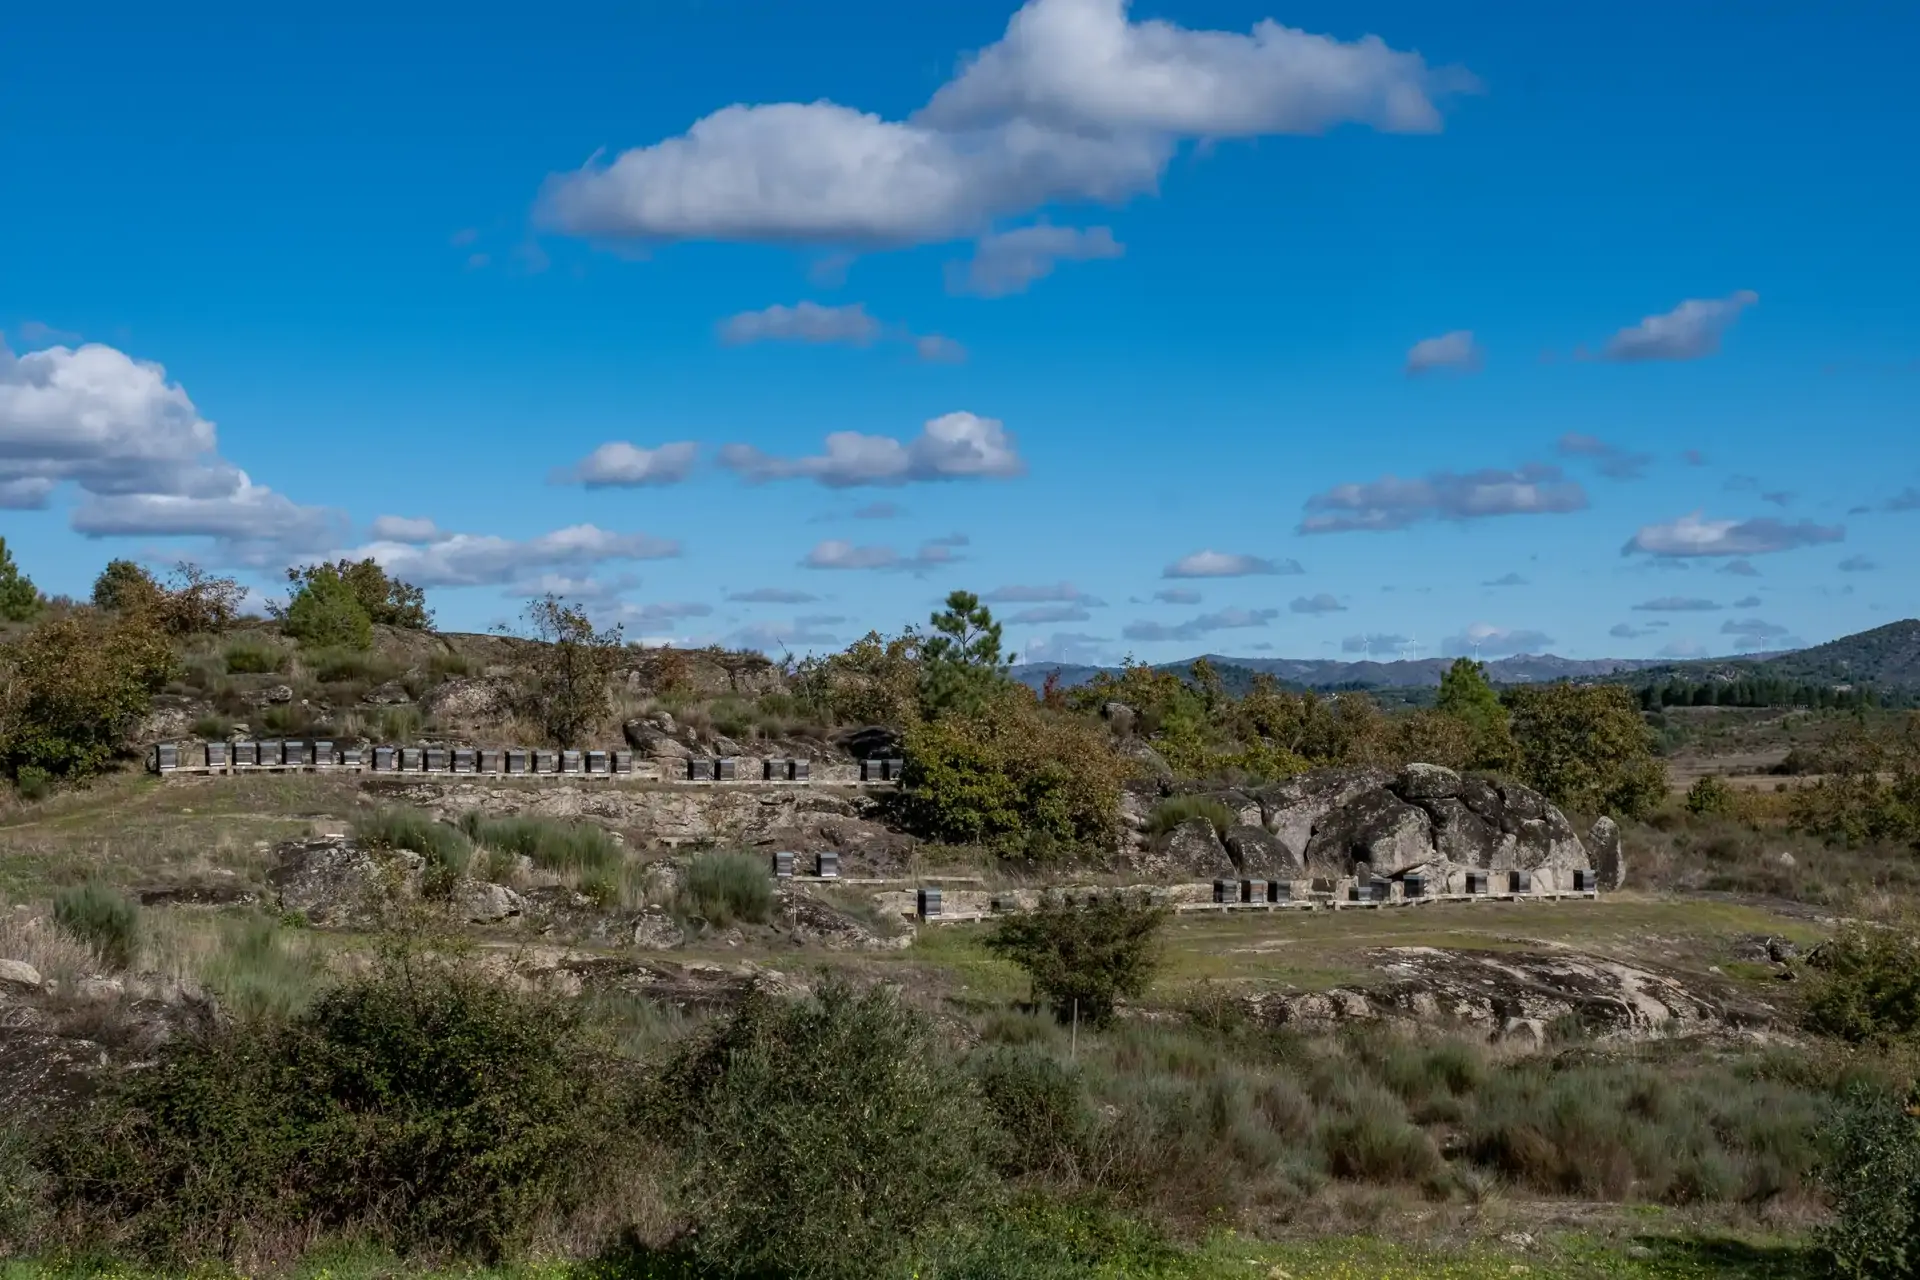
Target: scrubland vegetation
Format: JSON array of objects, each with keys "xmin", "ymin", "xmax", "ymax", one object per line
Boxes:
[{"xmin": 4, "ymin": 549, "xmax": 1920, "ymax": 1277}]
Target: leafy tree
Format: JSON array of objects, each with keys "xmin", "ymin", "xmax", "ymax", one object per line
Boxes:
[
  {"xmin": 0, "ymin": 608, "xmax": 178, "ymax": 779},
  {"xmin": 984, "ymin": 891, "xmax": 1170, "ymax": 1028},
  {"xmin": 159, "ymin": 562, "xmax": 248, "ymax": 636},
  {"xmin": 1504, "ymin": 683, "xmax": 1666, "ymax": 818},
  {"xmin": 645, "ymin": 979, "xmax": 992, "ymax": 1280},
  {"xmin": 0, "ymin": 537, "xmax": 42, "ymax": 623},
  {"xmin": 920, "ymin": 590, "xmax": 1011, "ymax": 716},
  {"xmin": 1685, "ymin": 775, "xmax": 1739, "ymax": 817},
  {"xmin": 1818, "ymin": 1082, "xmax": 1920, "ymax": 1280},
  {"xmin": 518, "ymin": 595, "xmax": 624, "ymax": 748},
  {"xmin": 1436, "ymin": 657, "xmax": 1518, "ymax": 769},
  {"xmin": 277, "ymin": 567, "xmax": 373, "ymax": 650},
  {"xmin": 91, "ymin": 559, "xmax": 163, "ymax": 615},
  {"xmin": 792, "ymin": 629, "xmax": 922, "ymax": 726},
  {"xmin": 1789, "ymin": 717, "xmax": 1920, "ymax": 849},
  {"xmin": 282, "ymin": 558, "xmax": 431, "ymax": 631},
  {"xmin": 1803, "ymin": 920, "xmax": 1920, "ymax": 1047}
]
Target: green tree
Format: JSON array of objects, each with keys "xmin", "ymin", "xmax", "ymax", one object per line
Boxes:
[
  {"xmin": 920, "ymin": 589, "xmax": 1011, "ymax": 716},
  {"xmin": 281, "ymin": 559, "xmax": 431, "ymax": 632},
  {"xmin": 91, "ymin": 559, "xmax": 163, "ymax": 615},
  {"xmin": 1818, "ymin": 1083, "xmax": 1920, "ymax": 1279},
  {"xmin": 984, "ymin": 891, "xmax": 1170, "ymax": 1028},
  {"xmin": 1436, "ymin": 657, "xmax": 1518, "ymax": 770},
  {"xmin": 1685, "ymin": 775, "xmax": 1739, "ymax": 817},
  {"xmin": 277, "ymin": 568, "xmax": 373, "ymax": 650},
  {"xmin": 0, "ymin": 538, "xmax": 42, "ymax": 623},
  {"xmin": 160, "ymin": 562, "xmax": 248, "ymax": 636},
  {"xmin": 0, "ymin": 609, "xmax": 179, "ymax": 779},
  {"xmin": 518, "ymin": 595, "xmax": 624, "ymax": 747},
  {"xmin": 1505, "ymin": 683, "xmax": 1666, "ymax": 818},
  {"xmin": 646, "ymin": 980, "xmax": 992, "ymax": 1280}
]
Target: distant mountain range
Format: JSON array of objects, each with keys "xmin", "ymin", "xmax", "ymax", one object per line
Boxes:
[{"xmin": 1010, "ymin": 620, "xmax": 1920, "ymax": 695}]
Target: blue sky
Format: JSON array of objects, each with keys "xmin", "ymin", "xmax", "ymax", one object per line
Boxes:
[{"xmin": 4, "ymin": 0, "xmax": 1916, "ymax": 666}]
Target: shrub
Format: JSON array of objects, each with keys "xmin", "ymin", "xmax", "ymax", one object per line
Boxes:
[
  {"xmin": 0, "ymin": 537, "xmax": 42, "ymax": 623},
  {"xmin": 1146, "ymin": 794, "xmax": 1236, "ymax": 842},
  {"xmin": 1803, "ymin": 922, "xmax": 1920, "ymax": 1046},
  {"xmin": 678, "ymin": 850, "xmax": 773, "ymax": 927},
  {"xmin": 0, "ymin": 1120, "xmax": 45, "ymax": 1250},
  {"xmin": 92, "ymin": 558, "xmax": 164, "ymax": 615},
  {"xmin": 646, "ymin": 979, "xmax": 992, "ymax": 1280},
  {"xmin": 457, "ymin": 812, "xmax": 622, "ymax": 878},
  {"xmin": 13, "ymin": 765, "xmax": 52, "ymax": 803},
  {"xmin": 283, "ymin": 559, "xmax": 432, "ymax": 631},
  {"xmin": 902, "ymin": 698, "xmax": 1130, "ymax": 856},
  {"xmin": 428, "ymin": 650, "xmax": 475, "ymax": 678},
  {"xmin": 189, "ymin": 714, "xmax": 233, "ymax": 740},
  {"xmin": 517, "ymin": 596, "xmax": 624, "ymax": 748},
  {"xmin": 1818, "ymin": 1083, "xmax": 1920, "ymax": 1279},
  {"xmin": 352, "ymin": 808, "xmax": 472, "ymax": 887},
  {"xmin": 984, "ymin": 892, "xmax": 1168, "ymax": 1028},
  {"xmin": 46, "ymin": 961, "xmax": 630, "ymax": 1262},
  {"xmin": 1687, "ymin": 775, "xmax": 1740, "ymax": 817},
  {"xmin": 53, "ymin": 881, "xmax": 140, "ymax": 970},
  {"xmin": 200, "ymin": 914, "xmax": 328, "ymax": 1021},
  {"xmin": 222, "ymin": 637, "xmax": 287, "ymax": 674},
  {"xmin": 278, "ymin": 570, "xmax": 373, "ymax": 651},
  {"xmin": 1506, "ymin": 683, "xmax": 1667, "ymax": 819},
  {"xmin": 970, "ymin": 1045, "xmax": 1093, "ymax": 1181},
  {"xmin": 308, "ymin": 648, "xmax": 392, "ymax": 684},
  {"xmin": 0, "ymin": 609, "xmax": 178, "ymax": 780}
]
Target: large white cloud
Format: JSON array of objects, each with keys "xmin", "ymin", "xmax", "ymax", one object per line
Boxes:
[
  {"xmin": 1622, "ymin": 512, "xmax": 1844, "ymax": 558},
  {"xmin": 1441, "ymin": 622, "xmax": 1555, "ymax": 658},
  {"xmin": 1, "ymin": 341, "xmax": 336, "ymax": 545},
  {"xmin": 1603, "ymin": 291, "xmax": 1758, "ymax": 362},
  {"xmin": 337, "ymin": 524, "xmax": 681, "ymax": 588},
  {"xmin": 539, "ymin": 0, "xmax": 1464, "ymax": 248},
  {"xmin": 1403, "ymin": 330, "xmax": 1481, "ymax": 375},
  {"xmin": 1299, "ymin": 464, "xmax": 1587, "ymax": 533},
  {"xmin": 722, "ymin": 412, "xmax": 1022, "ymax": 487}
]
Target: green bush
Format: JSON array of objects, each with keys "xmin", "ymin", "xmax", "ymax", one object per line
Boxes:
[
  {"xmin": 1506, "ymin": 683, "xmax": 1667, "ymax": 819},
  {"xmin": 46, "ymin": 962, "xmax": 630, "ymax": 1262},
  {"xmin": 308, "ymin": 648, "xmax": 392, "ymax": 684},
  {"xmin": 1686, "ymin": 775, "xmax": 1739, "ymax": 817},
  {"xmin": 1819, "ymin": 1083, "xmax": 1920, "ymax": 1279},
  {"xmin": 1146, "ymin": 794, "xmax": 1237, "ymax": 842},
  {"xmin": 222, "ymin": 637, "xmax": 287, "ymax": 674},
  {"xmin": 13, "ymin": 764, "xmax": 52, "ymax": 803},
  {"xmin": 280, "ymin": 571, "xmax": 374, "ymax": 651},
  {"xmin": 283, "ymin": 559, "xmax": 432, "ymax": 631},
  {"xmin": 970, "ymin": 1045, "xmax": 1093, "ymax": 1181},
  {"xmin": 53, "ymin": 881, "xmax": 140, "ymax": 970},
  {"xmin": 984, "ymin": 892, "xmax": 1168, "ymax": 1028},
  {"xmin": 0, "ymin": 1120, "xmax": 45, "ymax": 1250},
  {"xmin": 678, "ymin": 850, "xmax": 773, "ymax": 927},
  {"xmin": 189, "ymin": 714, "xmax": 233, "ymax": 740},
  {"xmin": 200, "ymin": 914, "xmax": 328, "ymax": 1021},
  {"xmin": 646, "ymin": 979, "xmax": 992, "ymax": 1280},
  {"xmin": 1804, "ymin": 923, "xmax": 1920, "ymax": 1046},
  {"xmin": 352, "ymin": 808, "xmax": 472, "ymax": 886},
  {"xmin": 0, "ymin": 610, "xmax": 178, "ymax": 780},
  {"xmin": 457, "ymin": 812, "xmax": 622, "ymax": 878}
]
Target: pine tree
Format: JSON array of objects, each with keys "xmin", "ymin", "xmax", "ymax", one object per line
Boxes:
[
  {"xmin": 919, "ymin": 590, "xmax": 1011, "ymax": 717},
  {"xmin": 0, "ymin": 537, "xmax": 42, "ymax": 622}
]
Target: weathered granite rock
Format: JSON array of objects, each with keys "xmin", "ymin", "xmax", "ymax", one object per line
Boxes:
[
  {"xmin": 1255, "ymin": 767, "xmax": 1395, "ymax": 863},
  {"xmin": 1224, "ymin": 824, "xmax": 1300, "ymax": 877},
  {"xmin": 364, "ymin": 680, "xmax": 412, "ymax": 705},
  {"xmin": 268, "ymin": 837, "xmax": 423, "ymax": 927},
  {"xmin": 452, "ymin": 879, "xmax": 526, "ymax": 924},
  {"xmin": 1102, "ymin": 701, "xmax": 1138, "ymax": 737},
  {"xmin": 1159, "ymin": 817, "xmax": 1233, "ymax": 875},
  {"xmin": 418, "ymin": 676, "xmax": 514, "ymax": 722},
  {"xmin": 1589, "ymin": 816, "xmax": 1626, "ymax": 889},
  {"xmin": 1305, "ymin": 787, "xmax": 1432, "ymax": 875},
  {"xmin": 630, "ymin": 909, "xmax": 685, "ymax": 950},
  {"xmin": 1397, "ymin": 763, "xmax": 1462, "ymax": 800},
  {"xmin": 0, "ymin": 959, "xmax": 43, "ymax": 991}
]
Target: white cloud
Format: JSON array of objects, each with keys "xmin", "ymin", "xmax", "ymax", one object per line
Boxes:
[
  {"xmin": 921, "ymin": 0, "xmax": 1464, "ymax": 137},
  {"xmin": 801, "ymin": 538, "xmax": 964, "ymax": 573},
  {"xmin": 1154, "ymin": 587, "xmax": 1202, "ymax": 604},
  {"xmin": 914, "ymin": 334, "xmax": 968, "ymax": 363},
  {"xmin": 0, "ymin": 340, "xmax": 334, "ymax": 546},
  {"xmin": 1632, "ymin": 596, "xmax": 1721, "ymax": 612},
  {"xmin": 339, "ymin": 524, "xmax": 680, "ymax": 588},
  {"xmin": 538, "ymin": 0, "xmax": 1465, "ymax": 248},
  {"xmin": 1290, "ymin": 592, "xmax": 1345, "ymax": 614},
  {"xmin": 950, "ymin": 224, "xmax": 1123, "ymax": 296},
  {"xmin": 1008, "ymin": 603, "xmax": 1093, "ymax": 625},
  {"xmin": 1300, "ymin": 464, "xmax": 1586, "ymax": 533},
  {"xmin": 727, "ymin": 587, "xmax": 822, "ymax": 604},
  {"xmin": 983, "ymin": 581, "xmax": 1104, "ymax": 605},
  {"xmin": 1717, "ymin": 559, "xmax": 1761, "ymax": 577},
  {"xmin": 1556, "ymin": 432, "xmax": 1652, "ymax": 481},
  {"xmin": 1602, "ymin": 290, "xmax": 1758, "ymax": 362},
  {"xmin": 613, "ymin": 600, "xmax": 715, "ymax": 629},
  {"xmin": 1441, "ymin": 622, "xmax": 1555, "ymax": 658},
  {"xmin": 1609, "ymin": 623, "xmax": 1654, "ymax": 640},
  {"xmin": 1721, "ymin": 617, "xmax": 1793, "ymax": 649},
  {"xmin": 1122, "ymin": 606, "xmax": 1277, "ymax": 642},
  {"xmin": 1623, "ymin": 512, "xmax": 1844, "ymax": 558},
  {"xmin": 553, "ymin": 440, "xmax": 699, "ymax": 488},
  {"xmin": 1163, "ymin": 549, "xmax": 1302, "ymax": 578},
  {"xmin": 722, "ymin": 412, "xmax": 1022, "ymax": 487},
  {"xmin": 1732, "ymin": 595, "xmax": 1762, "ymax": 608},
  {"xmin": 720, "ymin": 301, "xmax": 881, "ymax": 346},
  {"xmin": 1341, "ymin": 632, "xmax": 1407, "ymax": 654},
  {"xmin": 370, "ymin": 515, "xmax": 442, "ymax": 543},
  {"xmin": 503, "ymin": 572, "xmax": 639, "ymax": 604},
  {"xmin": 733, "ymin": 616, "xmax": 845, "ymax": 652},
  {"xmin": 1404, "ymin": 330, "xmax": 1481, "ymax": 375}
]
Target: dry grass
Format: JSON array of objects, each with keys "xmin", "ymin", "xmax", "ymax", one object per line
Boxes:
[{"xmin": 0, "ymin": 903, "xmax": 100, "ymax": 984}]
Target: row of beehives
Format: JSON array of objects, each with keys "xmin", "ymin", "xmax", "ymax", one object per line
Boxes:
[
  {"xmin": 882, "ymin": 868, "xmax": 1600, "ymax": 923},
  {"xmin": 149, "ymin": 740, "xmax": 907, "ymax": 784}
]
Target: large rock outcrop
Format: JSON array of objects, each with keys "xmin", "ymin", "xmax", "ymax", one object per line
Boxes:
[{"xmin": 1141, "ymin": 763, "xmax": 1603, "ymax": 885}]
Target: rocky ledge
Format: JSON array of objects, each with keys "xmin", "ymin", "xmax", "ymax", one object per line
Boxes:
[{"xmin": 1127, "ymin": 763, "xmax": 1624, "ymax": 892}]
